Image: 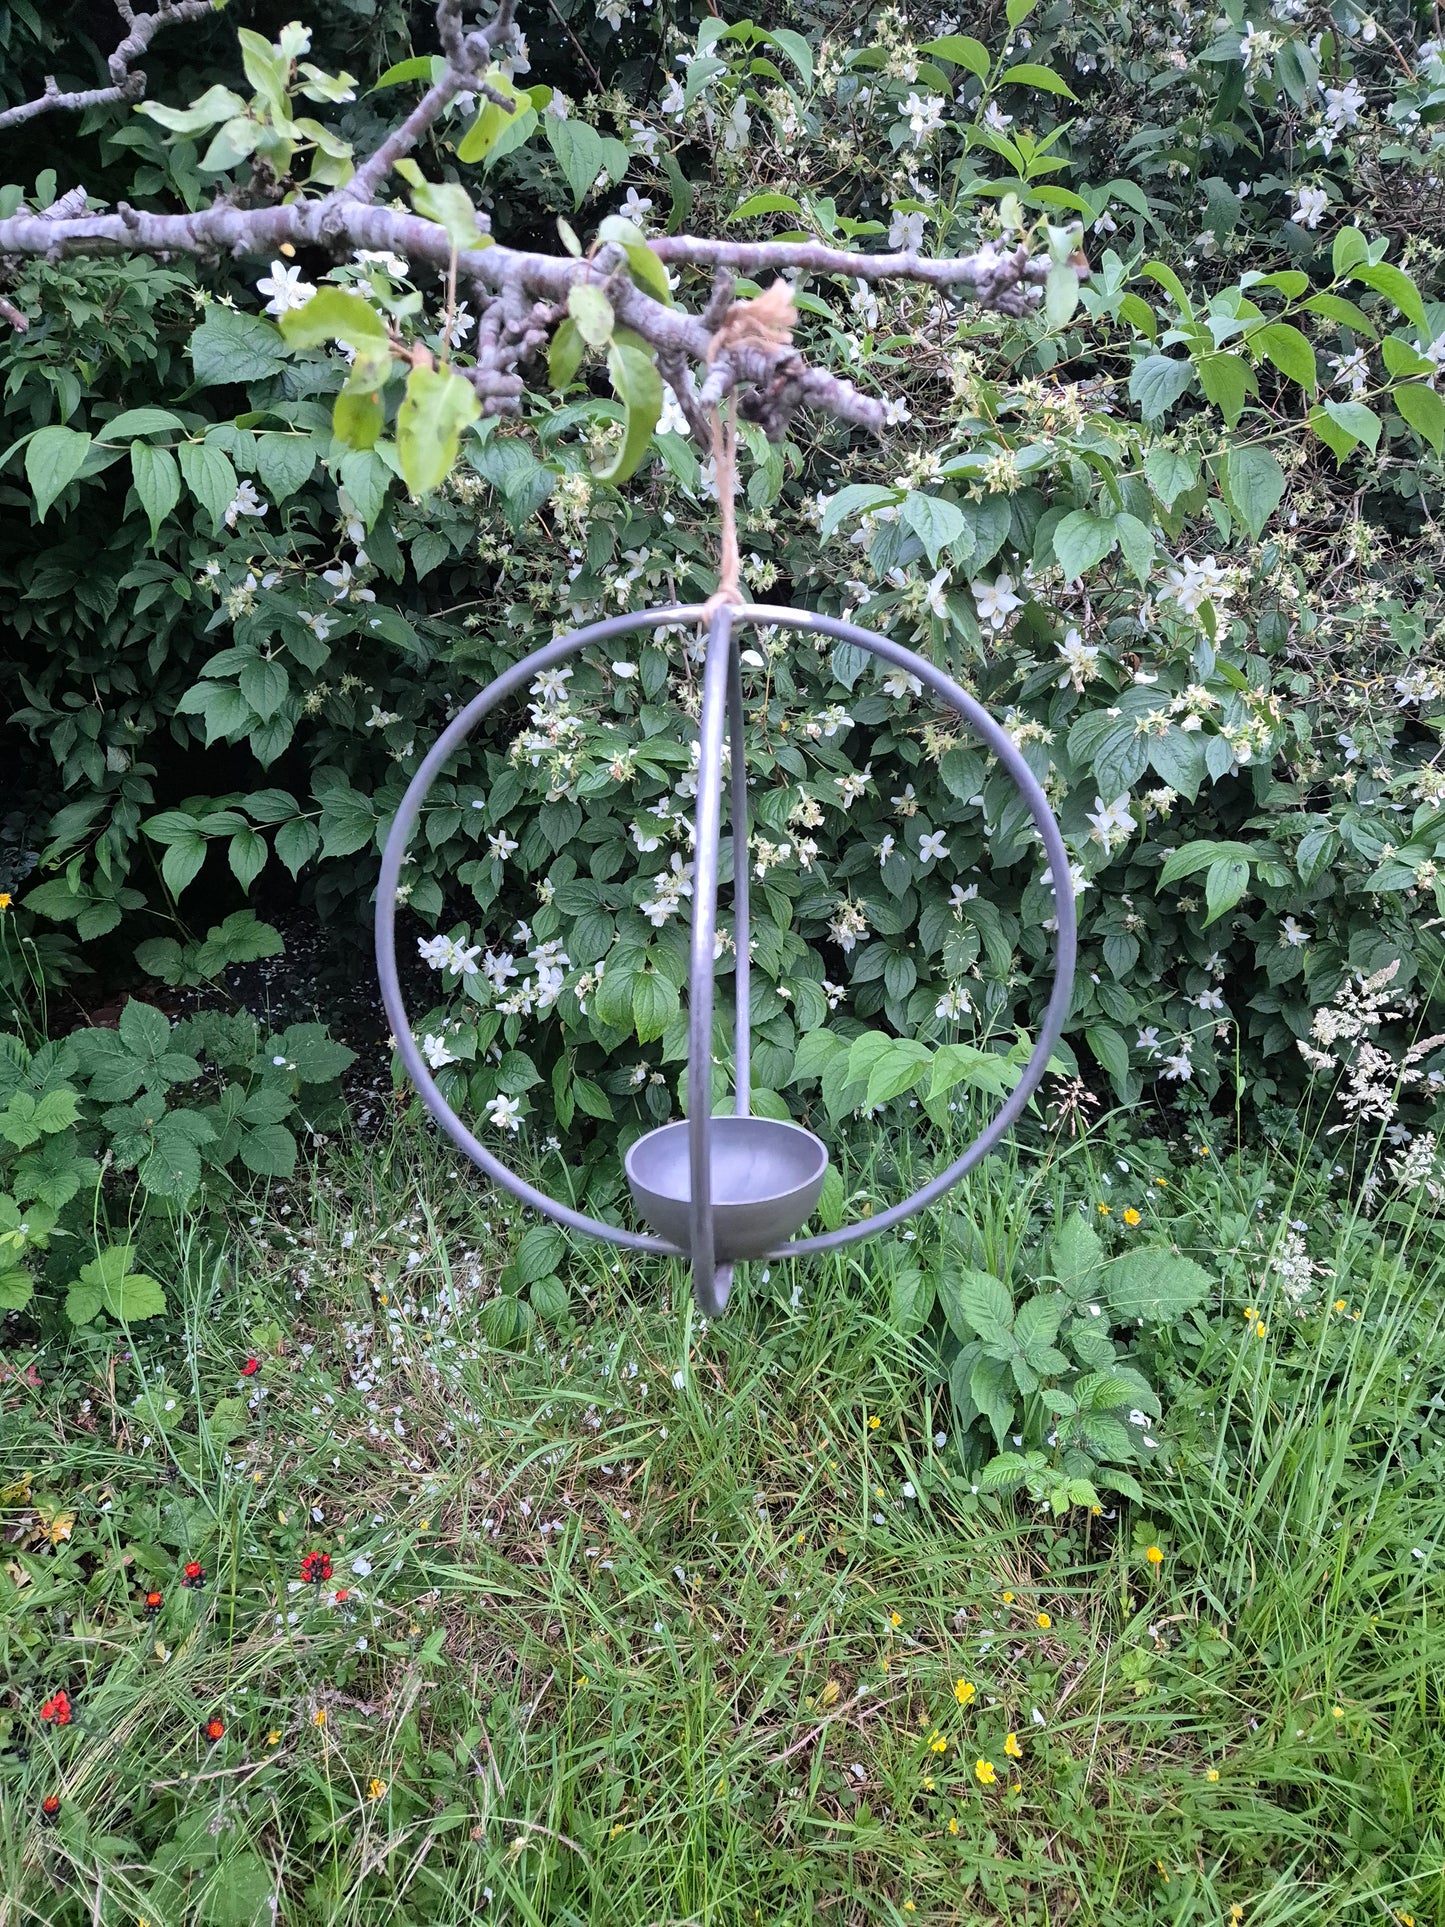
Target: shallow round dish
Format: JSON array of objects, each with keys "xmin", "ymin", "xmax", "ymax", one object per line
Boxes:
[{"xmin": 625, "ymin": 1115, "xmax": 830, "ymax": 1261}]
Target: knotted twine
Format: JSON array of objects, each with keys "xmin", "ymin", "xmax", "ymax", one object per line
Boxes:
[{"xmin": 700, "ymin": 279, "xmax": 798, "ymax": 617}]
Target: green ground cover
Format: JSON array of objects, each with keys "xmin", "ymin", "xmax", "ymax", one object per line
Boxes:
[{"xmin": 6, "ymin": 1120, "xmax": 1444, "ymax": 1925}]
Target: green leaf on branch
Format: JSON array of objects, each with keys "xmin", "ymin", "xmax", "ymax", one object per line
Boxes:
[
  {"xmin": 1220, "ymin": 445, "xmax": 1284, "ymax": 537},
  {"xmin": 395, "ymin": 364, "xmax": 480, "ymax": 496},
  {"xmin": 1393, "ymin": 383, "xmax": 1445, "ymax": 454},
  {"xmin": 901, "ymin": 491, "xmax": 968, "ymax": 566},
  {"xmin": 596, "ymin": 340, "xmax": 662, "ymax": 484},
  {"xmin": 631, "ymin": 966, "xmax": 679, "ymax": 1043},
  {"xmin": 456, "ymin": 75, "xmax": 527, "ymax": 163},
  {"xmin": 568, "ymin": 282, "xmax": 614, "ymax": 348},
  {"xmin": 190, "ymin": 305, "xmax": 287, "ymax": 386},
  {"xmin": 177, "ymin": 441, "xmax": 238, "ymax": 531},
  {"xmin": 131, "ymin": 442, "xmax": 180, "ymax": 543},
  {"xmin": 1251, "ymin": 321, "xmax": 1316, "ymax": 393},
  {"xmin": 25, "ymin": 425, "xmax": 92, "ymax": 521},
  {"xmin": 1052, "ymin": 508, "xmax": 1118, "ymax": 580},
  {"xmin": 596, "ymin": 215, "xmax": 673, "ymax": 304}
]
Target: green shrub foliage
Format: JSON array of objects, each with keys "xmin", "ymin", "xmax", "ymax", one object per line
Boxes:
[{"xmin": 4, "ymin": 0, "xmax": 1445, "ymax": 1179}]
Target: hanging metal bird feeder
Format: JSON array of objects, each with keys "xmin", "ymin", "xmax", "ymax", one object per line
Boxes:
[{"xmin": 376, "ymin": 600, "xmax": 1077, "ymax": 1319}]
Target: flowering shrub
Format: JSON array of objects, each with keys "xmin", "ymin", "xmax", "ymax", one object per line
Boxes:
[{"xmin": 3, "ymin": 0, "xmax": 1445, "ymax": 1189}]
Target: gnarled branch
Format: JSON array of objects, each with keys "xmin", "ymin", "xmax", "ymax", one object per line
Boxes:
[
  {"xmin": 0, "ymin": 0, "xmax": 216, "ymax": 134},
  {"xmin": 0, "ymin": 0, "xmax": 1086, "ymax": 437}
]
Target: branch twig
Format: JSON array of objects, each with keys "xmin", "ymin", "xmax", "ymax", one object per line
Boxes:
[{"xmin": 0, "ymin": 0, "xmax": 216, "ymax": 133}]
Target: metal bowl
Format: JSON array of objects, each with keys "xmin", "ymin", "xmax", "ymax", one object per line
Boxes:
[{"xmin": 625, "ymin": 1116, "xmax": 830, "ymax": 1260}]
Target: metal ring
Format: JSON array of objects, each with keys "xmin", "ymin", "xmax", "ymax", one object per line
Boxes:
[{"xmin": 375, "ymin": 600, "xmax": 1076, "ymax": 1264}]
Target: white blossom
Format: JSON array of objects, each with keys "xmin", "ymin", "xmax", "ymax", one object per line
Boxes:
[
  {"xmin": 256, "ymin": 260, "xmax": 316, "ymax": 316},
  {"xmin": 1291, "ymin": 184, "xmax": 1329, "ymax": 228},
  {"xmin": 487, "ymin": 1093, "xmax": 523, "ymax": 1132}
]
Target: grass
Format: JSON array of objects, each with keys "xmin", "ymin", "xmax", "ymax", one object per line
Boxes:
[{"xmin": 5, "ymin": 1117, "xmax": 1445, "ymax": 1926}]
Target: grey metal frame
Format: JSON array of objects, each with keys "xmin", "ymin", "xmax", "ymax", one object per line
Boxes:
[{"xmin": 375, "ymin": 601, "xmax": 1077, "ymax": 1315}]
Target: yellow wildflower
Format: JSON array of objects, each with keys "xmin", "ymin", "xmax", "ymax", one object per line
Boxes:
[
  {"xmin": 368, "ymin": 1778, "xmax": 387, "ymax": 1799},
  {"xmin": 267, "ymin": 1730, "xmax": 282, "ymax": 1745},
  {"xmin": 1036, "ymin": 1612, "xmax": 1051, "ymax": 1630},
  {"xmin": 928, "ymin": 1731, "xmax": 948, "ymax": 1754},
  {"xmin": 889, "ymin": 1610, "xmax": 902, "ymax": 1627},
  {"xmin": 1206, "ymin": 1768, "xmax": 1219, "ymax": 1782},
  {"xmin": 1145, "ymin": 1545, "xmax": 1164, "ymax": 1565},
  {"xmin": 609, "ymin": 1823, "xmax": 625, "ymax": 1839},
  {"xmin": 1332, "ymin": 1704, "xmax": 1344, "ymax": 1719},
  {"xmin": 1157, "ymin": 1859, "xmax": 1170, "ymax": 1882},
  {"xmin": 0, "ymin": 893, "xmax": 10, "ymax": 911},
  {"xmin": 1123, "ymin": 1207, "xmax": 1142, "ymax": 1227},
  {"xmin": 922, "ymin": 1775, "xmax": 935, "ymax": 1791},
  {"xmin": 313, "ymin": 1708, "xmax": 327, "ymax": 1727},
  {"xmin": 819, "ymin": 1679, "xmax": 840, "ymax": 1707},
  {"xmin": 1333, "ymin": 1298, "xmax": 1346, "ymax": 1313},
  {"xmin": 903, "ymin": 1904, "xmax": 915, "ymax": 1915},
  {"xmin": 867, "ymin": 1415, "xmax": 880, "ymax": 1431},
  {"xmin": 948, "ymin": 1816, "xmax": 959, "ymax": 1835},
  {"xmin": 1230, "ymin": 1908, "xmax": 1244, "ymax": 1924},
  {"xmin": 1001, "ymin": 1590, "xmax": 1014, "ymax": 1604},
  {"xmin": 1097, "ymin": 1203, "xmax": 1111, "ymax": 1216},
  {"xmin": 1004, "ymin": 1732, "xmax": 1022, "ymax": 1759},
  {"xmin": 953, "ymin": 1678, "xmax": 975, "ymax": 1707},
  {"xmin": 974, "ymin": 1758, "xmax": 996, "ymax": 1786}
]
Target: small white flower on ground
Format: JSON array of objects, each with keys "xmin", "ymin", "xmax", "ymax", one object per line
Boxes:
[
  {"xmin": 1291, "ymin": 184, "xmax": 1329, "ymax": 228},
  {"xmin": 918, "ymin": 829, "xmax": 949, "ymax": 862},
  {"xmin": 350, "ymin": 1556, "xmax": 372, "ymax": 1577},
  {"xmin": 487, "ymin": 1092, "xmax": 523, "ymax": 1132},
  {"xmin": 972, "ymin": 573, "xmax": 1023, "ymax": 631},
  {"xmin": 256, "ymin": 260, "xmax": 316, "ymax": 316}
]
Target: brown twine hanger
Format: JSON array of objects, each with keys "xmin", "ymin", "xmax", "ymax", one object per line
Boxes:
[{"xmin": 700, "ymin": 279, "xmax": 798, "ymax": 619}]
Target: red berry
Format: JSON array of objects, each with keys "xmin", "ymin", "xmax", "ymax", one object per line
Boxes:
[
  {"xmin": 41, "ymin": 1795, "xmax": 60, "ymax": 1822},
  {"xmin": 240, "ymin": 1358, "xmax": 260, "ymax": 1377},
  {"xmin": 39, "ymin": 1691, "xmax": 72, "ymax": 1725}
]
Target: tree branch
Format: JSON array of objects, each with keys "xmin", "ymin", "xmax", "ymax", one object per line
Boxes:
[
  {"xmin": 0, "ymin": 193, "xmax": 1080, "ymax": 431},
  {"xmin": 0, "ymin": 0, "xmax": 216, "ymax": 134},
  {"xmin": 345, "ymin": 0, "xmax": 520, "ymax": 203},
  {"xmin": 0, "ymin": 0, "xmax": 1085, "ymax": 437}
]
